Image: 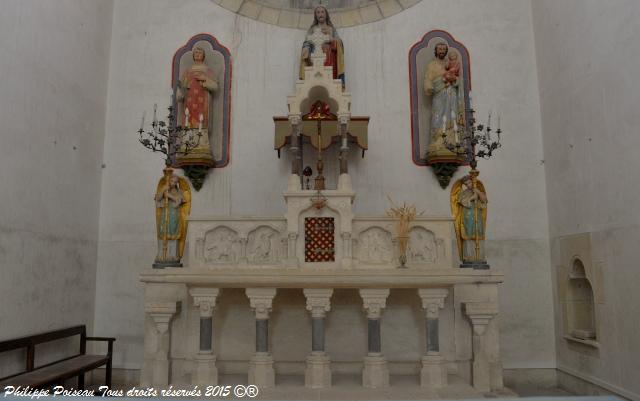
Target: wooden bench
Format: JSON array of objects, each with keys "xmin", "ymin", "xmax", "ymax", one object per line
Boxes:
[{"xmin": 0, "ymin": 325, "xmax": 114, "ymax": 390}]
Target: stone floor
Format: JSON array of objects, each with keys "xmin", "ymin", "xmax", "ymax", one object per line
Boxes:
[
  {"xmin": 243, "ymin": 374, "xmax": 516, "ymax": 400},
  {"xmin": 97, "ymin": 372, "xmax": 575, "ymax": 399}
]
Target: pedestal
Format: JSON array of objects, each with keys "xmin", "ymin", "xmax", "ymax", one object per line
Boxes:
[
  {"xmin": 193, "ymin": 354, "xmax": 218, "ymax": 385},
  {"xmin": 248, "ymin": 352, "xmax": 275, "ymax": 387},
  {"xmin": 362, "ymin": 355, "xmax": 389, "ymax": 388},
  {"xmin": 421, "ymin": 354, "xmax": 447, "ymax": 388},
  {"xmin": 305, "ymin": 352, "xmax": 331, "ymax": 388}
]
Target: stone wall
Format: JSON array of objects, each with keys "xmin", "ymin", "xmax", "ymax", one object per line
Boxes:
[
  {"xmin": 532, "ymin": 0, "xmax": 640, "ymax": 399},
  {"xmin": 0, "ymin": 0, "xmax": 113, "ymax": 377}
]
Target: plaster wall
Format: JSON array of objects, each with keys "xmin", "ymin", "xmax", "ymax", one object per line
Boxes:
[
  {"xmin": 0, "ymin": 0, "xmax": 113, "ymax": 376},
  {"xmin": 531, "ymin": 1, "xmax": 640, "ymax": 399},
  {"xmin": 96, "ymin": 0, "xmax": 554, "ymax": 372}
]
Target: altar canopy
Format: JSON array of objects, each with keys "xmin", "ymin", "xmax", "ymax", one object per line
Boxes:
[{"xmin": 273, "ymin": 116, "xmax": 368, "ymax": 151}]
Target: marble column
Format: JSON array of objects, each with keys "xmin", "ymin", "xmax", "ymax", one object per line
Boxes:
[
  {"xmin": 303, "ymin": 289, "xmax": 333, "ymax": 388},
  {"xmin": 145, "ymin": 301, "xmax": 180, "ymax": 387},
  {"xmin": 246, "ymin": 288, "xmax": 277, "ymax": 387},
  {"xmin": 289, "ymin": 115, "xmax": 301, "ymax": 177},
  {"xmin": 463, "ymin": 302, "xmax": 498, "ymax": 393},
  {"xmin": 359, "ymin": 289, "xmax": 390, "ymax": 388},
  {"xmin": 189, "ymin": 288, "xmax": 220, "ymax": 385},
  {"xmin": 338, "ymin": 115, "xmax": 349, "ymax": 175},
  {"xmin": 418, "ymin": 288, "xmax": 449, "ymax": 388},
  {"xmin": 337, "ymin": 114, "xmax": 353, "ymax": 191}
]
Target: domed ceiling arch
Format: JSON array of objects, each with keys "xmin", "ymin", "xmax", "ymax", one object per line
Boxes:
[{"xmin": 210, "ymin": 0, "xmax": 423, "ymax": 29}]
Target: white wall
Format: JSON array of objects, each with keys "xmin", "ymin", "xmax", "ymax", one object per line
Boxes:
[
  {"xmin": 95, "ymin": 0, "xmax": 555, "ymax": 371},
  {"xmin": 532, "ymin": 0, "xmax": 640, "ymax": 399},
  {"xmin": 0, "ymin": 0, "xmax": 113, "ymax": 375}
]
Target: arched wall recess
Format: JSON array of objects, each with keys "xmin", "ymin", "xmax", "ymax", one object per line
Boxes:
[{"xmin": 555, "ymin": 233, "xmax": 603, "ymax": 349}]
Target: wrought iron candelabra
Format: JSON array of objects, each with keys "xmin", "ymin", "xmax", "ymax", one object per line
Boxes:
[
  {"xmin": 442, "ymin": 107, "xmax": 502, "ymax": 169},
  {"xmin": 138, "ymin": 103, "xmax": 203, "ymax": 166}
]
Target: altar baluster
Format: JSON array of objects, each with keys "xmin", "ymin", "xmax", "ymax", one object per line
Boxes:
[
  {"xmin": 359, "ymin": 289, "xmax": 390, "ymax": 388},
  {"xmin": 418, "ymin": 288, "xmax": 449, "ymax": 388},
  {"xmin": 189, "ymin": 288, "xmax": 220, "ymax": 385},
  {"xmin": 246, "ymin": 288, "xmax": 277, "ymax": 387},
  {"xmin": 303, "ymin": 289, "xmax": 333, "ymax": 388}
]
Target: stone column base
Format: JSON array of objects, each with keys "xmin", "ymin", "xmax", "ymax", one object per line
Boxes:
[
  {"xmin": 151, "ymin": 358, "xmax": 169, "ymax": 387},
  {"xmin": 288, "ymin": 174, "xmax": 301, "ymax": 191},
  {"xmin": 421, "ymin": 354, "xmax": 447, "ymax": 388},
  {"xmin": 473, "ymin": 356, "xmax": 491, "ymax": 392},
  {"xmin": 362, "ymin": 354, "xmax": 389, "ymax": 388},
  {"xmin": 337, "ymin": 173, "xmax": 352, "ymax": 191},
  {"xmin": 193, "ymin": 353, "xmax": 218, "ymax": 385},
  {"xmin": 490, "ymin": 361, "xmax": 504, "ymax": 390},
  {"xmin": 248, "ymin": 353, "xmax": 275, "ymax": 388},
  {"xmin": 305, "ymin": 352, "xmax": 331, "ymax": 388}
]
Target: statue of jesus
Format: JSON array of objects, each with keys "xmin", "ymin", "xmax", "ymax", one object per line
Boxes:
[{"xmin": 299, "ymin": 6, "xmax": 345, "ymax": 88}]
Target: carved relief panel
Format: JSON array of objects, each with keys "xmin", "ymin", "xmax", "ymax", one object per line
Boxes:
[
  {"xmin": 204, "ymin": 226, "xmax": 240, "ymax": 264},
  {"xmin": 357, "ymin": 227, "xmax": 393, "ymax": 264},
  {"xmin": 247, "ymin": 226, "xmax": 283, "ymax": 265},
  {"xmin": 407, "ymin": 227, "xmax": 444, "ymax": 265}
]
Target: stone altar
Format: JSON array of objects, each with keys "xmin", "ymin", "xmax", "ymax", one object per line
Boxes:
[
  {"xmin": 140, "ymin": 180, "xmax": 505, "ymax": 392},
  {"xmin": 139, "ymin": 26, "xmax": 505, "ymax": 394}
]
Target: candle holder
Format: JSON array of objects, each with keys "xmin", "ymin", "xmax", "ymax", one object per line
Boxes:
[
  {"xmin": 442, "ymin": 107, "xmax": 502, "ymax": 171},
  {"xmin": 138, "ymin": 103, "xmax": 203, "ymax": 167},
  {"xmin": 138, "ymin": 103, "xmax": 203, "ymax": 269},
  {"xmin": 444, "ymin": 107, "xmax": 502, "ymax": 270}
]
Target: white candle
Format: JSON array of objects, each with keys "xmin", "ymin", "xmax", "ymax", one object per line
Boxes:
[
  {"xmin": 140, "ymin": 110, "xmax": 146, "ymax": 131},
  {"xmin": 198, "ymin": 113, "xmax": 203, "ymax": 131},
  {"xmin": 185, "ymin": 107, "xmax": 190, "ymax": 128}
]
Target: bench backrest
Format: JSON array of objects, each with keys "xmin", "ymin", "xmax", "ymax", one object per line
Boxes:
[{"xmin": 0, "ymin": 325, "xmax": 87, "ymax": 372}]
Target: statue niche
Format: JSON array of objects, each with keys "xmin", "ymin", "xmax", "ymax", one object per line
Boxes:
[
  {"xmin": 172, "ymin": 34, "xmax": 232, "ymax": 190},
  {"xmin": 409, "ymin": 30, "xmax": 471, "ymax": 189}
]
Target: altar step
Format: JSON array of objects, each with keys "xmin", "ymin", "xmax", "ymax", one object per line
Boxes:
[{"xmin": 211, "ymin": 373, "xmax": 515, "ymax": 400}]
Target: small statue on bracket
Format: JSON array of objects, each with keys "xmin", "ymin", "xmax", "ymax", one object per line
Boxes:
[{"xmin": 451, "ymin": 170, "xmax": 488, "ymax": 269}]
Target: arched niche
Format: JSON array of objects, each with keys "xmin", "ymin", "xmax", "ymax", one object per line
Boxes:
[{"xmin": 566, "ymin": 258, "xmax": 597, "ymax": 341}]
